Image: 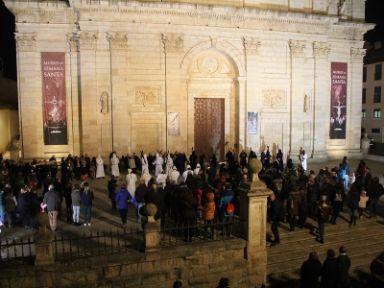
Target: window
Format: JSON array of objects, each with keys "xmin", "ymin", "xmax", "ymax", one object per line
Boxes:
[
  {"xmin": 372, "ymin": 128, "xmax": 380, "ymax": 134},
  {"xmin": 374, "ymin": 86, "xmax": 381, "ymax": 103},
  {"xmin": 362, "ymin": 109, "xmax": 366, "ymax": 118},
  {"xmin": 373, "ymin": 109, "xmax": 381, "ymax": 118},
  {"xmin": 362, "ymin": 88, "xmax": 366, "ymax": 104},
  {"xmin": 363, "ymin": 66, "xmax": 367, "ymax": 82},
  {"xmin": 375, "ymin": 64, "xmax": 382, "ymax": 81}
]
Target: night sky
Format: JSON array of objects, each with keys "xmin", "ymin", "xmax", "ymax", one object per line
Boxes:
[{"xmin": 0, "ymin": 0, "xmax": 383, "ymax": 81}]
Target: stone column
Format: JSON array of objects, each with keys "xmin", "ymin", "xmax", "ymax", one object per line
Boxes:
[
  {"xmin": 143, "ymin": 203, "xmax": 161, "ymax": 251},
  {"xmin": 240, "ymin": 159, "xmax": 272, "ymax": 286},
  {"xmin": 312, "ymin": 41, "xmax": 331, "ymax": 161}
]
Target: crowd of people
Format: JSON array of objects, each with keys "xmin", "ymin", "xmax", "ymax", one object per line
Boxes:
[{"xmin": 0, "ymin": 148, "xmax": 383, "ymax": 243}]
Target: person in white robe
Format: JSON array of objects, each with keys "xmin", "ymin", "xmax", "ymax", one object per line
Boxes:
[
  {"xmin": 194, "ymin": 163, "xmax": 201, "ymax": 176},
  {"xmin": 165, "ymin": 153, "xmax": 174, "ymax": 177},
  {"xmin": 157, "ymin": 169, "xmax": 167, "ymax": 189},
  {"xmin": 126, "ymin": 169, "xmax": 137, "ymax": 199},
  {"xmin": 95, "ymin": 155, "xmax": 105, "ymax": 179},
  {"xmin": 169, "ymin": 166, "xmax": 180, "ymax": 184},
  {"xmin": 153, "ymin": 152, "xmax": 164, "ymax": 177},
  {"xmin": 141, "ymin": 153, "xmax": 149, "ymax": 175},
  {"xmin": 110, "ymin": 153, "xmax": 120, "ymax": 177},
  {"xmin": 182, "ymin": 165, "xmax": 192, "ymax": 183},
  {"xmin": 141, "ymin": 171, "xmax": 152, "ymax": 187},
  {"xmin": 128, "ymin": 154, "xmax": 136, "ymax": 171},
  {"xmin": 298, "ymin": 148, "xmax": 308, "ymax": 171}
]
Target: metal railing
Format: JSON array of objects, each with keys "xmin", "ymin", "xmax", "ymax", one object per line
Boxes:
[
  {"xmin": 0, "ymin": 237, "xmax": 35, "ymax": 265},
  {"xmin": 160, "ymin": 217, "xmax": 241, "ymax": 246}
]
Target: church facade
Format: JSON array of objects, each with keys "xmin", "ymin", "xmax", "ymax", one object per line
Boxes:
[{"xmin": 5, "ymin": 0, "xmax": 372, "ymax": 160}]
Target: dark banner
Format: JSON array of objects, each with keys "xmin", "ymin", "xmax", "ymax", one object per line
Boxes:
[
  {"xmin": 42, "ymin": 52, "xmax": 68, "ymax": 145},
  {"xmin": 330, "ymin": 62, "xmax": 347, "ymax": 139}
]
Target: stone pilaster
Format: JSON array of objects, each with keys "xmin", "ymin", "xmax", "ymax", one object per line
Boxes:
[
  {"xmin": 349, "ymin": 47, "xmax": 365, "ymax": 158},
  {"xmin": 312, "ymin": 41, "xmax": 330, "ymax": 161},
  {"xmin": 288, "ymin": 39, "xmax": 306, "ymax": 157}
]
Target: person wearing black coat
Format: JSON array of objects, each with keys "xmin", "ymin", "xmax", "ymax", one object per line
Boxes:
[
  {"xmin": 178, "ymin": 184, "xmax": 197, "ymax": 242},
  {"xmin": 107, "ymin": 175, "xmax": 117, "ymax": 210},
  {"xmin": 321, "ymin": 249, "xmax": 338, "ymax": 288},
  {"xmin": 269, "ymin": 193, "xmax": 281, "ymax": 245},
  {"xmin": 300, "ymin": 251, "xmax": 322, "ymax": 288},
  {"xmin": 337, "ymin": 246, "xmax": 351, "ymax": 288}
]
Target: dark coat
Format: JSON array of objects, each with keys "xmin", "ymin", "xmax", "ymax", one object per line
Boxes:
[
  {"xmin": 300, "ymin": 258, "xmax": 322, "ymax": 288},
  {"xmin": 337, "ymin": 254, "xmax": 351, "ymax": 287},
  {"xmin": 321, "ymin": 257, "xmax": 338, "ymax": 288}
]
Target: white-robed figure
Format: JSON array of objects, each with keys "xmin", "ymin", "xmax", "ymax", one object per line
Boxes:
[
  {"xmin": 126, "ymin": 169, "xmax": 137, "ymax": 199},
  {"xmin": 110, "ymin": 152, "xmax": 120, "ymax": 177},
  {"xmin": 298, "ymin": 148, "xmax": 308, "ymax": 171},
  {"xmin": 182, "ymin": 165, "xmax": 192, "ymax": 183},
  {"xmin": 157, "ymin": 169, "xmax": 167, "ymax": 189},
  {"xmin": 95, "ymin": 155, "xmax": 105, "ymax": 178},
  {"xmin": 141, "ymin": 171, "xmax": 152, "ymax": 186},
  {"xmin": 141, "ymin": 153, "xmax": 149, "ymax": 175},
  {"xmin": 165, "ymin": 153, "xmax": 174, "ymax": 177},
  {"xmin": 194, "ymin": 163, "xmax": 201, "ymax": 175},
  {"xmin": 169, "ymin": 166, "xmax": 180, "ymax": 184},
  {"xmin": 153, "ymin": 152, "xmax": 164, "ymax": 177}
]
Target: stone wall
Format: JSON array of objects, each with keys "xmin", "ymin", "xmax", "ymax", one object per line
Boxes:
[{"xmin": 0, "ymin": 239, "xmax": 249, "ymax": 288}]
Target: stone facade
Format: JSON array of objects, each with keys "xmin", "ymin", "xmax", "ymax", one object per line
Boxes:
[{"xmin": 5, "ymin": 0, "xmax": 372, "ymax": 160}]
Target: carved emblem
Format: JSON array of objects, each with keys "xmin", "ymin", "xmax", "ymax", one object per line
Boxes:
[
  {"xmin": 262, "ymin": 89, "xmax": 287, "ymax": 109},
  {"xmin": 135, "ymin": 87, "xmax": 158, "ymax": 107},
  {"xmin": 197, "ymin": 56, "xmax": 219, "ymax": 74}
]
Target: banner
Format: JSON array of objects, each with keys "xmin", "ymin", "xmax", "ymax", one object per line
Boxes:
[
  {"xmin": 330, "ymin": 62, "xmax": 347, "ymax": 139},
  {"xmin": 248, "ymin": 112, "xmax": 258, "ymax": 134},
  {"xmin": 41, "ymin": 52, "xmax": 68, "ymax": 145}
]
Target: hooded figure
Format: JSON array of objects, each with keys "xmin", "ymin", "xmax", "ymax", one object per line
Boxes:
[
  {"xmin": 165, "ymin": 153, "xmax": 174, "ymax": 177},
  {"xmin": 110, "ymin": 153, "xmax": 120, "ymax": 177},
  {"xmin": 182, "ymin": 165, "xmax": 192, "ymax": 183},
  {"xmin": 170, "ymin": 166, "xmax": 180, "ymax": 184},
  {"xmin": 141, "ymin": 153, "xmax": 149, "ymax": 175},
  {"xmin": 126, "ymin": 169, "xmax": 138, "ymax": 199},
  {"xmin": 157, "ymin": 169, "xmax": 167, "ymax": 189},
  {"xmin": 194, "ymin": 163, "xmax": 201, "ymax": 175},
  {"xmin": 96, "ymin": 155, "xmax": 105, "ymax": 179},
  {"xmin": 153, "ymin": 152, "xmax": 164, "ymax": 177}
]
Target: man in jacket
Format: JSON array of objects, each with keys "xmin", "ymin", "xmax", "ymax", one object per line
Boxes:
[
  {"xmin": 43, "ymin": 184, "xmax": 61, "ymax": 231},
  {"xmin": 337, "ymin": 246, "xmax": 351, "ymax": 288}
]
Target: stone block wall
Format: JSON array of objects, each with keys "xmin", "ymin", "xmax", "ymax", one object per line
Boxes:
[{"xmin": 0, "ymin": 239, "xmax": 250, "ymax": 288}]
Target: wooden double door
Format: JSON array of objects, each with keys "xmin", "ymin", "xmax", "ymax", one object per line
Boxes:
[{"xmin": 194, "ymin": 98, "xmax": 224, "ymax": 161}]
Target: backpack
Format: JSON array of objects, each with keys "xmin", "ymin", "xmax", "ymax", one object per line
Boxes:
[{"xmin": 226, "ymin": 202, "xmax": 235, "ymax": 215}]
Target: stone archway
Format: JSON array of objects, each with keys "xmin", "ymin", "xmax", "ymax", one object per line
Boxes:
[{"xmin": 186, "ymin": 49, "xmax": 239, "ymax": 160}]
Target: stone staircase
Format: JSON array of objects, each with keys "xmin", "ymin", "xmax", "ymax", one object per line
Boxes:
[{"xmin": 266, "ymin": 212, "xmax": 384, "ymax": 288}]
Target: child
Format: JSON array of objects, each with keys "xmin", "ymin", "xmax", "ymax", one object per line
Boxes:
[{"xmin": 358, "ymin": 190, "xmax": 369, "ymax": 218}]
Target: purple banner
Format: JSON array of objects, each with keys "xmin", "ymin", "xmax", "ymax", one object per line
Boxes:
[{"xmin": 330, "ymin": 62, "xmax": 347, "ymax": 139}]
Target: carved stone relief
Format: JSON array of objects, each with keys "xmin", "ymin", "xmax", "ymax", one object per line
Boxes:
[
  {"xmin": 15, "ymin": 33, "xmax": 37, "ymax": 52},
  {"xmin": 100, "ymin": 91, "xmax": 109, "ymax": 114},
  {"xmin": 313, "ymin": 41, "xmax": 330, "ymax": 58},
  {"xmin": 108, "ymin": 32, "xmax": 128, "ymax": 50},
  {"xmin": 162, "ymin": 33, "xmax": 184, "ymax": 53},
  {"xmin": 134, "ymin": 87, "xmax": 159, "ymax": 107},
  {"xmin": 243, "ymin": 37, "xmax": 261, "ymax": 55},
  {"xmin": 289, "ymin": 40, "xmax": 306, "ymax": 57},
  {"xmin": 197, "ymin": 55, "xmax": 220, "ymax": 74},
  {"xmin": 78, "ymin": 32, "xmax": 98, "ymax": 50},
  {"xmin": 67, "ymin": 33, "xmax": 78, "ymax": 52},
  {"xmin": 262, "ymin": 89, "xmax": 287, "ymax": 109}
]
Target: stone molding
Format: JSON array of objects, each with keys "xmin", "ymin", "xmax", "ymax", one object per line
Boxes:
[
  {"xmin": 350, "ymin": 47, "xmax": 366, "ymax": 61},
  {"xmin": 15, "ymin": 32, "xmax": 37, "ymax": 52},
  {"xmin": 313, "ymin": 41, "xmax": 330, "ymax": 58},
  {"xmin": 78, "ymin": 32, "xmax": 98, "ymax": 50},
  {"xmin": 107, "ymin": 32, "xmax": 128, "ymax": 50},
  {"xmin": 289, "ymin": 40, "xmax": 306, "ymax": 57},
  {"xmin": 161, "ymin": 33, "xmax": 184, "ymax": 53},
  {"xmin": 243, "ymin": 37, "xmax": 261, "ymax": 55}
]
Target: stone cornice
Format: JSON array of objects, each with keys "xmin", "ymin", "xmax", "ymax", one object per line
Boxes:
[
  {"xmin": 15, "ymin": 32, "xmax": 37, "ymax": 52},
  {"xmin": 313, "ymin": 41, "xmax": 330, "ymax": 58},
  {"xmin": 350, "ymin": 47, "xmax": 366, "ymax": 61},
  {"xmin": 107, "ymin": 32, "xmax": 128, "ymax": 50},
  {"xmin": 289, "ymin": 40, "xmax": 306, "ymax": 57}
]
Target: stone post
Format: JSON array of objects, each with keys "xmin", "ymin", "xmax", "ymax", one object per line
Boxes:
[
  {"xmin": 34, "ymin": 213, "xmax": 54, "ymax": 266},
  {"xmin": 239, "ymin": 159, "xmax": 272, "ymax": 287},
  {"xmin": 143, "ymin": 203, "xmax": 161, "ymax": 251}
]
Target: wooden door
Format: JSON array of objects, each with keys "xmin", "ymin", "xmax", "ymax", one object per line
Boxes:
[{"xmin": 194, "ymin": 98, "xmax": 224, "ymax": 161}]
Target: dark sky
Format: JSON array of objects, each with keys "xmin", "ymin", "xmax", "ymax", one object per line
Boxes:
[{"xmin": 0, "ymin": 0, "xmax": 383, "ymax": 81}]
